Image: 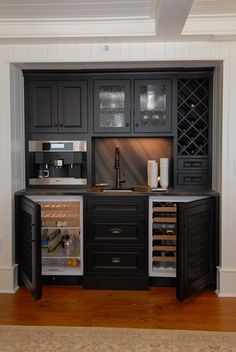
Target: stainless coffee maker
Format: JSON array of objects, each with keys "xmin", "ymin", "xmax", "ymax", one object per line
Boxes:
[{"xmin": 28, "ymin": 140, "xmax": 87, "ymax": 186}]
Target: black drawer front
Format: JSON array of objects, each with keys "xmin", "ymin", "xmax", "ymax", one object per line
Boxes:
[
  {"xmin": 86, "ymin": 218, "xmax": 145, "ymax": 243},
  {"xmin": 177, "ymin": 158, "xmax": 208, "ymax": 171},
  {"xmin": 85, "ymin": 246, "xmax": 147, "ymax": 275},
  {"xmin": 177, "ymin": 173, "xmax": 209, "ymax": 186},
  {"xmin": 85, "ymin": 196, "xmax": 146, "ymax": 216}
]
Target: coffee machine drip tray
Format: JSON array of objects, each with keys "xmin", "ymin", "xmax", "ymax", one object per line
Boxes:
[{"xmin": 29, "ymin": 178, "xmax": 87, "ymax": 186}]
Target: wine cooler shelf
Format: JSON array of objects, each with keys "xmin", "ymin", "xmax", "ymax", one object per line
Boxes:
[{"xmin": 149, "ymin": 198, "xmax": 177, "ymax": 278}]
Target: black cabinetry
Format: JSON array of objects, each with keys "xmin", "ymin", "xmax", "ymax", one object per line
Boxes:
[
  {"xmin": 23, "ymin": 68, "xmax": 213, "ymax": 190},
  {"xmin": 83, "ymin": 195, "xmax": 148, "ymax": 289},
  {"xmin": 175, "ymin": 74, "xmax": 212, "ymax": 188},
  {"xmin": 25, "ymin": 77, "xmax": 88, "ymax": 135},
  {"xmin": 93, "ymin": 79, "xmax": 131, "ymax": 133},
  {"xmin": 134, "ymin": 79, "xmax": 172, "ymax": 133},
  {"xmin": 93, "ymin": 77, "xmax": 172, "ymax": 134}
]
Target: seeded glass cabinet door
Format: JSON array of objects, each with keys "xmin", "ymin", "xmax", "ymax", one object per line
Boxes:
[
  {"xmin": 134, "ymin": 80, "xmax": 172, "ymax": 133},
  {"xmin": 93, "ymin": 80, "xmax": 131, "ymax": 133}
]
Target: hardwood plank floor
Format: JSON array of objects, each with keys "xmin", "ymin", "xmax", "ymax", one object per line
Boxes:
[{"xmin": 1, "ymin": 286, "xmax": 236, "ymax": 331}]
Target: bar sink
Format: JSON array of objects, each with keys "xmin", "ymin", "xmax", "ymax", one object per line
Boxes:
[{"xmin": 101, "ymin": 188, "xmax": 134, "ymax": 193}]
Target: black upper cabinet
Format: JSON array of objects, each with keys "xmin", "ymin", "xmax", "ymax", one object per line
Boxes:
[
  {"xmin": 27, "ymin": 79, "xmax": 88, "ymax": 134},
  {"xmin": 29, "ymin": 81, "xmax": 58, "ymax": 134},
  {"xmin": 134, "ymin": 79, "xmax": 172, "ymax": 133},
  {"xmin": 58, "ymin": 81, "xmax": 87, "ymax": 133},
  {"xmin": 93, "ymin": 78, "xmax": 173, "ymax": 134},
  {"xmin": 93, "ymin": 79, "xmax": 131, "ymax": 133},
  {"xmin": 24, "ymin": 69, "xmax": 213, "ymax": 190}
]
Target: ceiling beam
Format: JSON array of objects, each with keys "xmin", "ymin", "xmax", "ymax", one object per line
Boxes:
[{"xmin": 156, "ymin": 0, "xmax": 194, "ymax": 40}]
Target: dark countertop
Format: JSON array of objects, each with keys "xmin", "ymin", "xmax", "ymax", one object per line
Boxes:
[{"xmin": 15, "ymin": 186, "xmax": 220, "ymax": 197}]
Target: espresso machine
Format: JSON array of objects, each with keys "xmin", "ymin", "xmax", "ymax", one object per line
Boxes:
[{"xmin": 28, "ymin": 140, "xmax": 87, "ymax": 186}]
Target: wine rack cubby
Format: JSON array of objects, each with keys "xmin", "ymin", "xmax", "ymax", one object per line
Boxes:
[
  {"xmin": 177, "ymin": 78, "xmax": 209, "ymax": 156},
  {"xmin": 175, "ymin": 74, "xmax": 212, "ymax": 189}
]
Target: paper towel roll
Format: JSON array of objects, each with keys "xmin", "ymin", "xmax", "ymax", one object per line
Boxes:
[
  {"xmin": 160, "ymin": 158, "xmax": 169, "ymax": 189},
  {"xmin": 147, "ymin": 160, "xmax": 158, "ymax": 188}
]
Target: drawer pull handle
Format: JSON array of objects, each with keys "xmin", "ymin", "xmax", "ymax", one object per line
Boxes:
[
  {"xmin": 110, "ymin": 228, "xmax": 122, "ymax": 234},
  {"xmin": 193, "ymin": 162, "xmax": 201, "ymax": 167},
  {"xmin": 111, "ymin": 257, "xmax": 121, "ymax": 264}
]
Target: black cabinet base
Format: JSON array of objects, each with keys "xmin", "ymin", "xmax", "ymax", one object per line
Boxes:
[
  {"xmin": 83, "ymin": 276, "xmax": 149, "ymax": 290},
  {"xmin": 42, "ymin": 275, "xmax": 83, "ymax": 285},
  {"xmin": 149, "ymin": 277, "xmax": 176, "ymax": 287}
]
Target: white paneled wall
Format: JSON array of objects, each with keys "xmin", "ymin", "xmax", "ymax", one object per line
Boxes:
[{"xmin": 0, "ymin": 39, "xmax": 235, "ymax": 295}]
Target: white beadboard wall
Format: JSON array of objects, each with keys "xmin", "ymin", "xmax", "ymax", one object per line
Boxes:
[{"xmin": 0, "ymin": 39, "xmax": 235, "ymax": 295}]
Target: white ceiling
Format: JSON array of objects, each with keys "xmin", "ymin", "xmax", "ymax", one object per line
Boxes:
[{"xmin": 0, "ymin": 0, "xmax": 235, "ymax": 40}]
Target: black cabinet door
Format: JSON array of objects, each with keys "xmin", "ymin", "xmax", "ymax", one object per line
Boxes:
[
  {"xmin": 20, "ymin": 197, "xmax": 42, "ymax": 300},
  {"xmin": 28, "ymin": 81, "xmax": 58, "ymax": 133},
  {"xmin": 58, "ymin": 80, "xmax": 88, "ymax": 133},
  {"xmin": 177, "ymin": 197, "xmax": 214, "ymax": 301},
  {"xmin": 93, "ymin": 79, "xmax": 131, "ymax": 133},
  {"xmin": 134, "ymin": 79, "xmax": 172, "ymax": 133}
]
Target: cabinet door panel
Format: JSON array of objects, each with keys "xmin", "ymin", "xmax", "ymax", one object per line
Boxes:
[
  {"xmin": 134, "ymin": 79, "xmax": 172, "ymax": 133},
  {"xmin": 93, "ymin": 79, "xmax": 131, "ymax": 133},
  {"xmin": 177, "ymin": 197, "xmax": 214, "ymax": 301},
  {"xmin": 29, "ymin": 81, "xmax": 58, "ymax": 133},
  {"xmin": 58, "ymin": 81, "xmax": 87, "ymax": 133},
  {"xmin": 20, "ymin": 197, "xmax": 42, "ymax": 300}
]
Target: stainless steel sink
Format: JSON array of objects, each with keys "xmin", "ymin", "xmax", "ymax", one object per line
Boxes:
[{"xmin": 101, "ymin": 188, "xmax": 134, "ymax": 193}]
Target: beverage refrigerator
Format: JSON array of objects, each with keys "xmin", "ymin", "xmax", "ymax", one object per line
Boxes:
[{"xmin": 18, "ymin": 195, "xmax": 83, "ymax": 299}]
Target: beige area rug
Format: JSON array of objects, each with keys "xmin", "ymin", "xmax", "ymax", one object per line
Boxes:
[{"xmin": 0, "ymin": 325, "xmax": 236, "ymax": 352}]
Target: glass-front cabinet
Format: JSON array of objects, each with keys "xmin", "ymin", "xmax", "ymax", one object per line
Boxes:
[
  {"xmin": 134, "ymin": 80, "xmax": 172, "ymax": 133},
  {"xmin": 93, "ymin": 80, "xmax": 131, "ymax": 133}
]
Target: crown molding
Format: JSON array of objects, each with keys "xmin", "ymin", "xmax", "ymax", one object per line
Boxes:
[
  {"xmin": 182, "ymin": 15, "xmax": 236, "ymax": 36},
  {"xmin": 0, "ymin": 18, "xmax": 156, "ymax": 38}
]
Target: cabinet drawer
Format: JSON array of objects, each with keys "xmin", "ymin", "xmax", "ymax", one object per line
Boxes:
[
  {"xmin": 177, "ymin": 158, "xmax": 208, "ymax": 171},
  {"xmin": 86, "ymin": 218, "xmax": 146, "ymax": 243},
  {"xmin": 85, "ymin": 196, "xmax": 147, "ymax": 216},
  {"xmin": 177, "ymin": 173, "xmax": 209, "ymax": 186},
  {"xmin": 85, "ymin": 246, "xmax": 147, "ymax": 275}
]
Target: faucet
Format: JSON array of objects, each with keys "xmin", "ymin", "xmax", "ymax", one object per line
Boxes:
[{"xmin": 114, "ymin": 146, "xmax": 125, "ymax": 188}]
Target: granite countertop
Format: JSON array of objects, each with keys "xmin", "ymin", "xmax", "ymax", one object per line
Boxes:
[{"xmin": 15, "ymin": 186, "xmax": 220, "ymax": 197}]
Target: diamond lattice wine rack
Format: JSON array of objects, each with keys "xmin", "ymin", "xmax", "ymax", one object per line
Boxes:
[{"xmin": 177, "ymin": 78, "xmax": 209, "ymax": 156}]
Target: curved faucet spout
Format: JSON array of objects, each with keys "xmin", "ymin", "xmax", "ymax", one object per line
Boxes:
[{"xmin": 114, "ymin": 146, "xmax": 120, "ymax": 188}]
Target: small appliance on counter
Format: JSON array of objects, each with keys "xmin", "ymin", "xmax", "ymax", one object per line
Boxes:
[{"xmin": 28, "ymin": 140, "xmax": 87, "ymax": 186}]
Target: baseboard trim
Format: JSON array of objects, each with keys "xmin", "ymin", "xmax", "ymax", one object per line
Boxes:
[
  {"xmin": 217, "ymin": 266, "xmax": 236, "ymax": 296},
  {"xmin": 0, "ymin": 264, "xmax": 19, "ymax": 293}
]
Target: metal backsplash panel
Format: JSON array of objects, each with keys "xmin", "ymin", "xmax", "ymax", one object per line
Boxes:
[{"xmin": 94, "ymin": 138, "xmax": 173, "ymax": 187}]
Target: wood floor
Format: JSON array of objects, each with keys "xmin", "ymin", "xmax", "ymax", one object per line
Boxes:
[{"xmin": 1, "ymin": 285, "xmax": 236, "ymax": 332}]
